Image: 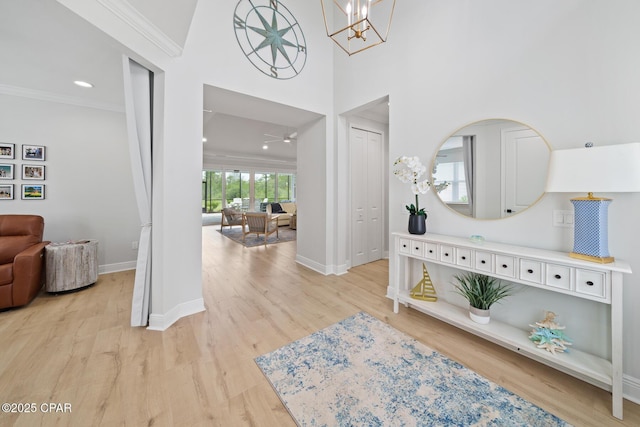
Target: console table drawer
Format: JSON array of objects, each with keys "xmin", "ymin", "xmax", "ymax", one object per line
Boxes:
[
  {"xmin": 576, "ymin": 269, "xmax": 607, "ymax": 299},
  {"xmin": 410, "ymin": 241, "xmax": 424, "ymax": 257},
  {"xmin": 399, "ymin": 238, "xmax": 411, "ymax": 255},
  {"xmin": 440, "ymin": 245, "xmax": 455, "ymax": 264},
  {"xmin": 456, "ymin": 248, "xmax": 472, "ymax": 268},
  {"xmin": 546, "ymin": 264, "xmax": 572, "ymax": 290},
  {"xmin": 520, "ymin": 259, "xmax": 543, "ymax": 284},
  {"xmin": 495, "ymin": 255, "xmax": 515, "ymax": 278},
  {"xmin": 475, "ymin": 251, "xmax": 493, "ymax": 273},
  {"xmin": 425, "ymin": 242, "xmax": 438, "ymax": 260}
]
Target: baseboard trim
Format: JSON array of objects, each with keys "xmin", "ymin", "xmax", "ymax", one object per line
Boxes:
[
  {"xmin": 99, "ymin": 261, "xmax": 136, "ymax": 274},
  {"xmin": 624, "ymin": 374, "xmax": 640, "ymax": 404},
  {"xmin": 334, "ymin": 263, "xmax": 349, "ymax": 276},
  {"xmin": 147, "ymin": 298, "xmax": 206, "ymax": 331},
  {"xmin": 295, "ymin": 255, "xmax": 331, "ymax": 275}
]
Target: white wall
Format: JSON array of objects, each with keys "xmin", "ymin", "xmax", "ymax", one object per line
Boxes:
[
  {"xmin": 332, "ymin": 0, "xmax": 640, "ymax": 398},
  {"xmin": 0, "ymin": 94, "xmax": 139, "ymax": 272},
  {"xmin": 296, "ymin": 118, "xmax": 330, "ymax": 273}
]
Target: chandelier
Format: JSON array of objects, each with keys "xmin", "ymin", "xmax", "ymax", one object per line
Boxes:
[{"xmin": 321, "ymin": 0, "xmax": 396, "ymax": 56}]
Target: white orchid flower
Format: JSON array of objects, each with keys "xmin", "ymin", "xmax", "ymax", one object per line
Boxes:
[
  {"xmin": 393, "ymin": 155, "xmax": 431, "ymax": 217},
  {"xmin": 413, "ymin": 179, "xmax": 431, "ymax": 195}
]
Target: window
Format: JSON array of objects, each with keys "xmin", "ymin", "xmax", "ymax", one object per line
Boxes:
[
  {"xmin": 202, "ymin": 169, "xmax": 296, "ymax": 212},
  {"xmin": 202, "ymin": 170, "xmax": 223, "ymax": 213},
  {"xmin": 434, "ymin": 136, "xmax": 468, "ymax": 204},
  {"xmin": 277, "ymin": 173, "xmax": 296, "ymax": 202},
  {"xmin": 226, "ymin": 170, "xmax": 250, "ymax": 210},
  {"xmin": 255, "ymin": 172, "xmax": 276, "ymax": 210}
]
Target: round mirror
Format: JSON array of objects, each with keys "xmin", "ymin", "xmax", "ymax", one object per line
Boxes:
[{"xmin": 432, "ymin": 119, "xmax": 550, "ymax": 219}]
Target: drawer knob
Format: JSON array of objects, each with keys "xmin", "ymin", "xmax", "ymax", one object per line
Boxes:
[
  {"xmin": 502, "ymin": 264, "xmax": 508, "ymax": 269},
  {"xmin": 481, "ymin": 260, "xmax": 486, "ymax": 264},
  {"xmin": 403, "ymin": 244, "xmax": 407, "ymax": 248},
  {"xmin": 429, "ymin": 250, "xmax": 433, "ymax": 253},
  {"xmin": 461, "ymin": 256, "xmax": 466, "ymax": 260},
  {"xmin": 586, "ymin": 281, "xmax": 594, "ymax": 286},
  {"xmin": 444, "ymin": 253, "xmax": 449, "ymax": 257},
  {"xmin": 527, "ymin": 269, "xmax": 534, "ymax": 274},
  {"xmin": 415, "ymin": 247, "xmax": 420, "ymax": 250},
  {"xmin": 554, "ymin": 274, "xmax": 562, "ymax": 280}
]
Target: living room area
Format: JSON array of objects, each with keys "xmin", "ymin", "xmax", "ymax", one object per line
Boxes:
[{"xmin": 199, "ymin": 85, "xmax": 317, "ymax": 245}]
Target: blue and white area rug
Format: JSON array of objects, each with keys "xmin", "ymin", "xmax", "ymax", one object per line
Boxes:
[{"xmin": 255, "ymin": 312, "xmax": 571, "ymax": 426}]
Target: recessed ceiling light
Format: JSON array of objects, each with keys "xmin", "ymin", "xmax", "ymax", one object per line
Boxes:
[
  {"xmin": 202, "ymin": 137, "xmax": 207, "ymax": 143},
  {"xmin": 74, "ymin": 80, "xmax": 94, "ymax": 88},
  {"xmin": 262, "ymin": 144, "xmax": 269, "ymax": 150}
]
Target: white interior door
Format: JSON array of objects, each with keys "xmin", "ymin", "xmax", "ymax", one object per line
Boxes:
[
  {"xmin": 351, "ymin": 127, "xmax": 383, "ymax": 267},
  {"xmin": 502, "ymin": 127, "xmax": 549, "ymax": 217}
]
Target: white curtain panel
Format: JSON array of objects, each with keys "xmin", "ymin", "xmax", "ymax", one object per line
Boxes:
[
  {"xmin": 122, "ymin": 57, "xmax": 153, "ymax": 327},
  {"xmin": 462, "ymin": 135, "xmax": 475, "ymax": 216}
]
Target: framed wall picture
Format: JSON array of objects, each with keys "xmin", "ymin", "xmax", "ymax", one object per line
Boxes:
[
  {"xmin": 0, "ymin": 143, "xmax": 15, "ymax": 159},
  {"xmin": 0, "ymin": 184, "xmax": 13, "ymax": 200},
  {"xmin": 22, "ymin": 144, "xmax": 45, "ymax": 161},
  {"xmin": 0, "ymin": 164, "xmax": 14, "ymax": 179},
  {"xmin": 22, "ymin": 164, "xmax": 45, "ymax": 180},
  {"xmin": 21, "ymin": 184, "xmax": 45, "ymax": 200}
]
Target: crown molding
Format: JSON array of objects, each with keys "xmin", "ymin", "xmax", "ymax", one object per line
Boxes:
[
  {"xmin": 98, "ymin": 0, "xmax": 183, "ymax": 57},
  {"xmin": 0, "ymin": 84, "xmax": 124, "ymax": 113}
]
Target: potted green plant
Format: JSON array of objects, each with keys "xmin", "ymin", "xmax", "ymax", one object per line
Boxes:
[{"xmin": 452, "ymin": 272, "xmax": 513, "ymax": 324}]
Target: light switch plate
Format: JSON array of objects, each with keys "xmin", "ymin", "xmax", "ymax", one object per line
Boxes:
[{"xmin": 553, "ymin": 210, "xmax": 574, "ymax": 228}]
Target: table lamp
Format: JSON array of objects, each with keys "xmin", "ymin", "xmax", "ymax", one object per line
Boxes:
[{"xmin": 545, "ymin": 142, "xmax": 640, "ymax": 263}]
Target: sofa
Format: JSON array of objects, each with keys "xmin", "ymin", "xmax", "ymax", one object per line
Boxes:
[
  {"xmin": 266, "ymin": 202, "xmax": 296, "ymax": 227},
  {"xmin": 0, "ymin": 215, "xmax": 50, "ymax": 309}
]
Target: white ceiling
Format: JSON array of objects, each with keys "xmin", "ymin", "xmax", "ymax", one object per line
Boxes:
[
  {"xmin": 2, "ymin": 0, "xmax": 388, "ymax": 163},
  {"xmin": 0, "ymin": 0, "xmax": 126, "ymax": 110}
]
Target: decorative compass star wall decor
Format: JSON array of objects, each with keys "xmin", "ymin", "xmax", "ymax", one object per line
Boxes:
[{"xmin": 233, "ymin": 0, "xmax": 307, "ymax": 79}]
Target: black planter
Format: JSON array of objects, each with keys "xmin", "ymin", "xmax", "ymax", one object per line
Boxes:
[{"xmin": 408, "ymin": 214, "xmax": 427, "ymax": 235}]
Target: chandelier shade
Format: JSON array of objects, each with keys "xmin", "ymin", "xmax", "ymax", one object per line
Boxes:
[{"xmin": 321, "ymin": 0, "xmax": 396, "ymax": 55}]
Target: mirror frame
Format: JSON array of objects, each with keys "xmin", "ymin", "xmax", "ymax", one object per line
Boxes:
[{"xmin": 431, "ymin": 118, "xmax": 551, "ymax": 220}]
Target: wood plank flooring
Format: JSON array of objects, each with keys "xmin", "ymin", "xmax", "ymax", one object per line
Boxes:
[{"xmin": 0, "ymin": 225, "xmax": 638, "ymax": 426}]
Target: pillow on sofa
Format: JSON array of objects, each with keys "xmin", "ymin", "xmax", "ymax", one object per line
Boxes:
[{"xmin": 270, "ymin": 203, "xmax": 285, "ymax": 213}]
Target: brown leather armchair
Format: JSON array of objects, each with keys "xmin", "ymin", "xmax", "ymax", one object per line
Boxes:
[{"xmin": 0, "ymin": 215, "xmax": 49, "ymax": 309}]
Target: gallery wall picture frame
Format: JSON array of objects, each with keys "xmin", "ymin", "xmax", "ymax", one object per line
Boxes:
[
  {"xmin": 0, "ymin": 184, "xmax": 13, "ymax": 200},
  {"xmin": 22, "ymin": 144, "xmax": 45, "ymax": 161},
  {"xmin": 0, "ymin": 164, "xmax": 14, "ymax": 180},
  {"xmin": 0, "ymin": 143, "xmax": 15, "ymax": 159},
  {"xmin": 21, "ymin": 184, "xmax": 45, "ymax": 200},
  {"xmin": 22, "ymin": 164, "xmax": 45, "ymax": 180}
]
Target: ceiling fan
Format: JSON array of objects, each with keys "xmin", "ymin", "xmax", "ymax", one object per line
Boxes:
[{"xmin": 263, "ymin": 131, "xmax": 298, "ymax": 145}]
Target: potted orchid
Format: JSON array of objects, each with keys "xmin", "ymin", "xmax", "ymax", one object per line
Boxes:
[{"xmin": 393, "ymin": 156, "xmax": 431, "ymax": 234}]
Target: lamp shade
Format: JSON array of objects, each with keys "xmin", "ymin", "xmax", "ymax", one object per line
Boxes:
[{"xmin": 545, "ymin": 142, "xmax": 640, "ymax": 193}]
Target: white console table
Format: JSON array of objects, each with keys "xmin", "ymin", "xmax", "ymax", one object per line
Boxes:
[{"xmin": 388, "ymin": 232, "xmax": 632, "ymax": 419}]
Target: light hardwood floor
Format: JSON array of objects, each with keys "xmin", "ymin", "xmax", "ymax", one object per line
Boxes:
[{"xmin": 1, "ymin": 226, "xmax": 639, "ymax": 426}]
